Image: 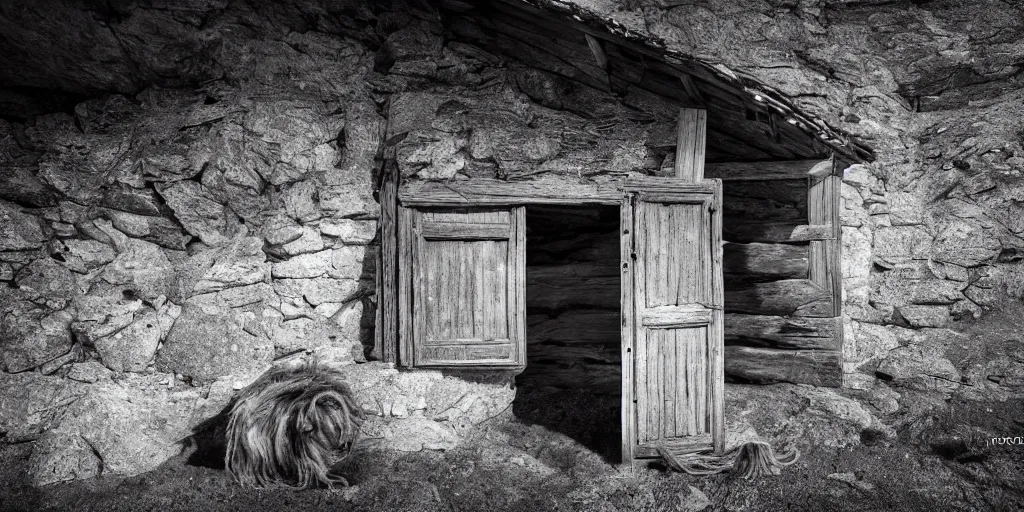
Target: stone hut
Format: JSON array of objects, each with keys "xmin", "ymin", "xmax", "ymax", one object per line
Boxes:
[{"xmin": 0, "ymin": 0, "xmax": 1022, "ymax": 485}]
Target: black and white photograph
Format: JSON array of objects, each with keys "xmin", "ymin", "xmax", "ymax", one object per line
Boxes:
[{"xmin": 0, "ymin": 0, "xmax": 1022, "ymax": 510}]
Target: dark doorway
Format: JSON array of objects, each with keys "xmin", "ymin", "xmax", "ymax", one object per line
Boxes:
[{"xmin": 513, "ymin": 204, "xmax": 622, "ymax": 463}]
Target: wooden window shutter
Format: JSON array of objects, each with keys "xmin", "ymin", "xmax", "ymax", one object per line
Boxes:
[
  {"xmin": 622, "ymin": 179, "xmax": 726, "ymax": 460},
  {"xmin": 397, "ymin": 206, "xmax": 526, "ymax": 369}
]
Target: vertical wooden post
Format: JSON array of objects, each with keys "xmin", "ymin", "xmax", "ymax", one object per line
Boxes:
[
  {"xmin": 709, "ymin": 183, "xmax": 725, "ymax": 454},
  {"xmin": 674, "ymin": 109, "xmax": 707, "ymax": 181},
  {"xmin": 620, "ymin": 194, "xmax": 635, "ymax": 466},
  {"xmin": 397, "ymin": 205, "xmax": 415, "ymax": 367},
  {"xmin": 378, "ymin": 163, "xmax": 399, "ymax": 364}
]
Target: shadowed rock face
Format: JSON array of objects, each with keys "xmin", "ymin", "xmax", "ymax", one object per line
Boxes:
[{"xmin": 0, "ymin": 0, "xmax": 1023, "ymax": 486}]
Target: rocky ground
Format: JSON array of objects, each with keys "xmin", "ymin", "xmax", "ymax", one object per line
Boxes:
[{"xmin": 2, "ymin": 381, "xmax": 1022, "ymax": 512}]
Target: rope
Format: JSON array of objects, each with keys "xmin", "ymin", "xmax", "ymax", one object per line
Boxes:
[{"xmin": 656, "ymin": 441, "xmax": 800, "ymax": 479}]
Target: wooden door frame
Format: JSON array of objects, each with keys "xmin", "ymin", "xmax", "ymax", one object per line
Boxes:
[{"xmin": 376, "ymin": 161, "xmax": 846, "ymax": 462}]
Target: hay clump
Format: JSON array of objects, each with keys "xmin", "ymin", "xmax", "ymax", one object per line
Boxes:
[{"xmin": 224, "ymin": 359, "xmax": 364, "ymax": 488}]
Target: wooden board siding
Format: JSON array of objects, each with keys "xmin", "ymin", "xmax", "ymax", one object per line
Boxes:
[
  {"xmin": 399, "ymin": 207, "xmax": 527, "ymax": 368},
  {"xmin": 626, "ymin": 176, "xmax": 724, "ymax": 458},
  {"xmin": 721, "ymin": 156, "xmax": 842, "ymax": 386}
]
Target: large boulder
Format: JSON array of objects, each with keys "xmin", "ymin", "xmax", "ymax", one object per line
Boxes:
[
  {"xmin": 93, "ymin": 220, "xmax": 175, "ymax": 302},
  {"xmin": 26, "ymin": 371, "xmax": 237, "ymax": 485},
  {"xmin": 0, "ymin": 372, "xmax": 84, "ymax": 442},
  {"xmin": 0, "ymin": 200, "xmax": 47, "ymax": 251},
  {"xmin": 155, "ymin": 303, "xmax": 273, "ymax": 382},
  {"xmin": 877, "ymin": 345, "xmax": 961, "ymax": 393},
  {"xmin": 0, "ymin": 301, "xmax": 73, "ymax": 373}
]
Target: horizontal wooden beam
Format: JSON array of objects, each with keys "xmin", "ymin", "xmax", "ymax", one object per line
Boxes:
[
  {"xmin": 724, "ymin": 279, "xmax": 834, "ymax": 317},
  {"xmin": 706, "ymin": 159, "xmax": 832, "ymax": 181},
  {"xmin": 724, "ymin": 346, "xmax": 841, "ymax": 387},
  {"xmin": 635, "ymin": 435, "xmax": 713, "ymax": 458},
  {"xmin": 723, "ymin": 242, "xmax": 807, "ymax": 281},
  {"xmin": 400, "ymin": 175, "xmax": 718, "ymax": 206},
  {"xmin": 529, "ymin": 269, "xmax": 833, "ymax": 316},
  {"xmin": 724, "ymin": 314, "xmax": 839, "ymax": 350},
  {"xmin": 641, "ymin": 305, "xmax": 712, "ymax": 328},
  {"xmin": 399, "ymin": 158, "xmax": 835, "ymax": 207},
  {"xmin": 420, "ymin": 221, "xmax": 510, "ymax": 240},
  {"xmin": 527, "ymin": 343, "xmax": 621, "ymax": 364},
  {"xmin": 527, "ymin": 261, "xmax": 618, "ymax": 281},
  {"xmin": 400, "ymin": 176, "xmax": 623, "ymax": 206},
  {"xmin": 526, "ymin": 310, "xmax": 620, "ymax": 342},
  {"xmin": 723, "ymin": 220, "xmax": 833, "ymax": 243},
  {"xmin": 622, "ymin": 176, "xmax": 717, "ymax": 195}
]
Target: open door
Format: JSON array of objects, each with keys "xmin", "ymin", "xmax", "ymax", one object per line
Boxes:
[
  {"xmin": 397, "ymin": 206, "xmax": 526, "ymax": 369},
  {"xmin": 621, "ymin": 178, "xmax": 725, "ymax": 461}
]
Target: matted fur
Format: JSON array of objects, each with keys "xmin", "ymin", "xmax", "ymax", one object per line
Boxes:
[{"xmin": 224, "ymin": 360, "xmax": 364, "ymax": 488}]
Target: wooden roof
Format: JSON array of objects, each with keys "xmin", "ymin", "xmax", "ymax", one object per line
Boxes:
[{"xmin": 436, "ymin": 0, "xmax": 873, "ymax": 164}]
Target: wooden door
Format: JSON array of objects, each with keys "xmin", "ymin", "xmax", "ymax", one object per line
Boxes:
[
  {"xmin": 398, "ymin": 206, "xmax": 526, "ymax": 369},
  {"xmin": 621, "ymin": 179, "xmax": 725, "ymax": 461}
]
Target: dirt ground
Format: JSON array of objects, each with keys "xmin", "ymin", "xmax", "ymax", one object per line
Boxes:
[
  {"xmin": 2, "ymin": 383, "xmax": 1023, "ymax": 512},
  {"xmin": 2, "ymin": 385, "xmax": 1024, "ymax": 512}
]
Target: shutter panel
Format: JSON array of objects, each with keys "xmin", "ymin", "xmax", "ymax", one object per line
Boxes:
[
  {"xmin": 398, "ymin": 207, "xmax": 526, "ymax": 369},
  {"xmin": 624, "ymin": 180, "xmax": 725, "ymax": 460}
]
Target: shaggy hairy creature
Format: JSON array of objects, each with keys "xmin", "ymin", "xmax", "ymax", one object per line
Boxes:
[
  {"xmin": 224, "ymin": 360, "xmax": 364, "ymax": 488},
  {"xmin": 657, "ymin": 441, "xmax": 799, "ymax": 479}
]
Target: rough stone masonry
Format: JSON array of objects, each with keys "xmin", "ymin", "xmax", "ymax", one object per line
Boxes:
[{"xmin": 1, "ymin": 0, "xmax": 1023, "ymax": 486}]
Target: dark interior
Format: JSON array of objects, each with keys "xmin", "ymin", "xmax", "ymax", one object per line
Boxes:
[{"xmin": 513, "ymin": 204, "xmax": 622, "ymax": 463}]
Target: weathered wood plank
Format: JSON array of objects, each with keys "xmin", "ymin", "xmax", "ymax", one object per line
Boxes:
[
  {"xmin": 620, "ymin": 193, "xmax": 636, "ymax": 463},
  {"xmin": 724, "ymin": 179, "xmax": 807, "ymax": 209},
  {"xmin": 420, "ymin": 221, "xmax": 510, "ymax": 240},
  {"xmin": 724, "ymin": 279, "xmax": 834, "ymax": 317},
  {"xmin": 635, "ymin": 435, "xmax": 713, "ymax": 459},
  {"xmin": 675, "ymin": 109, "xmax": 707, "ymax": 181},
  {"xmin": 398, "ymin": 206, "xmax": 415, "ymax": 367},
  {"xmin": 528, "ymin": 261, "xmax": 619, "ymax": 281},
  {"xmin": 514, "ymin": 206, "xmax": 527, "ymax": 364},
  {"xmin": 724, "ymin": 314, "xmax": 840, "ymax": 350},
  {"xmin": 709, "ymin": 180, "xmax": 725, "ymax": 453},
  {"xmin": 724, "ymin": 346, "xmax": 842, "ymax": 387},
  {"xmin": 527, "ymin": 311, "xmax": 620, "ymax": 345},
  {"xmin": 529, "ymin": 262, "xmax": 820, "ymax": 313},
  {"xmin": 400, "ymin": 166, "xmax": 823, "ymax": 208},
  {"xmin": 723, "ymin": 242, "xmax": 808, "ymax": 282},
  {"xmin": 722, "ymin": 220, "xmax": 833, "ymax": 243},
  {"xmin": 408, "ymin": 208, "xmax": 527, "ymax": 368},
  {"xmin": 723, "ymin": 183, "xmax": 807, "ymax": 222},
  {"xmin": 400, "ymin": 176, "xmax": 622, "ymax": 206},
  {"xmin": 808, "ymin": 161, "xmax": 842, "ymax": 317},
  {"xmin": 528, "ymin": 232, "xmax": 618, "ymax": 264},
  {"xmin": 528, "ymin": 343, "xmax": 621, "ymax": 364},
  {"xmin": 527, "ymin": 275, "xmax": 620, "ymax": 310},
  {"xmin": 641, "ymin": 305, "xmax": 712, "ymax": 328},
  {"xmin": 623, "ymin": 176, "xmax": 716, "ymax": 196},
  {"xmin": 705, "ymin": 159, "xmax": 831, "ymax": 181},
  {"xmin": 379, "ymin": 167, "xmax": 398, "ymax": 363}
]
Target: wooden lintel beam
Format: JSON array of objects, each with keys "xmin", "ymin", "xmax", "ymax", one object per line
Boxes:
[{"xmin": 398, "ymin": 157, "xmax": 835, "ymax": 206}]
